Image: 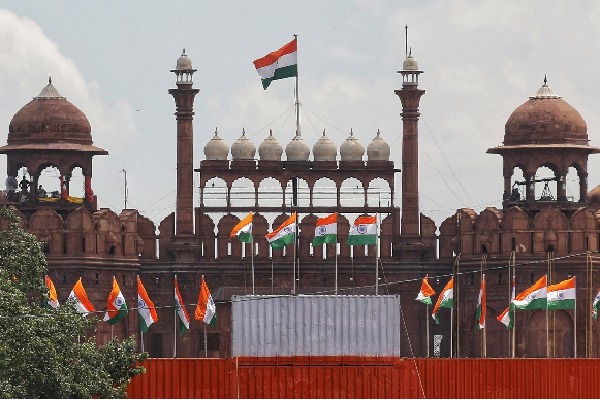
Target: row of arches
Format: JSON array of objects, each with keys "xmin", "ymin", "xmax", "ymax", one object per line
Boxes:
[
  {"xmin": 201, "ymin": 176, "xmax": 393, "ymax": 208},
  {"xmin": 505, "ymin": 165, "xmax": 586, "ymax": 203}
]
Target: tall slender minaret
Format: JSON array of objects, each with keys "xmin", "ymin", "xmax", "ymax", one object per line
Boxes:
[
  {"xmin": 395, "ymin": 49, "xmax": 427, "ymax": 259},
  {"xmin": 169, "ymin": 49, "xmax": 199, "ymax": 258}
]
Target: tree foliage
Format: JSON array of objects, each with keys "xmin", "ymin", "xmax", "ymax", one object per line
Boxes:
[{"xmin": 0, "ymin": 207, "xmax": 147, "ymax": 398}]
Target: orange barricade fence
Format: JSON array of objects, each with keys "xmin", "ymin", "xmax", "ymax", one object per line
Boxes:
[{"xmin": 128, "ymin": 357, "xmax": 600, "ymax": 399}]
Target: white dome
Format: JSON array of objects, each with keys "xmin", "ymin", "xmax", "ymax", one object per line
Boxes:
[
  {"xmin": 203, "ymin": 128, "xmax": 229, "ymax": 161},
  {"xmin": 340, "ymin": 129, "xmax": 364, "ymax": 161},
  {"xmin": 312, "ymin": 130, "xmax": 337, "ymax": 161},
  {"xmin": 231, "ymin": 128, "xmax": 256, "ymax": 160},
  {"xmin": 402, "ymin": 52, "xmax": 419, "ymax": 71},
  {"xmin": 258, "ymin": 130, "xmax": 283, "ymax": 161},
  {"xmin": 285, "ymin": 132, "xmax": 310, "ymax": 161},
  {"xmin": 176, "ymin": 49, "xmax": 193, "ymax": 70},
  {"xmin": 367, "ymin": 129, "xmax": 390, "ymax": 161}
]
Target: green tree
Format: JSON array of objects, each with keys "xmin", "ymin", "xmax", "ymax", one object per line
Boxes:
[{"xmin": 0, "ymin": 207, "xmax": 147, "ymax": 398}]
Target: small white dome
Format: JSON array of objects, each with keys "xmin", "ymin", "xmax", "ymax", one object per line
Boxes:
[
  {"xmin": 176, "ymin": 49, "xmax": 193, "ymax": 70},
  {"xmin": 203, "ymin": 128, "xmax": 229, "ymax": 161},
  {"xmin": 285, "ymin": 132, "xmax": 310, "ymax": 161},
  {"xmin": 340, "ymin": 129, "xmax": 364, "ymax": 161},
  {"xmin": 258, "ymin": 130, "xmax": 283, "ymax": 161},
  {"xmin": 231, "ymin": 128, "xmax": 256, "ymax": 160},
  {"xmin": 402, "ymin": 51, "xmax": 419, "ymax": 71},
  {"xmin": 312, "ymin": 130, "xmax": 337, "ymax": 161},
  {"xmin": 367, "ymin": 129, "xmax": 390, "ymax": 161}
]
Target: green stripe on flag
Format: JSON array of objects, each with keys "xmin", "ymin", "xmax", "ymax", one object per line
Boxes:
[
  {"xmin": 312, "ymin": 233, "xmax": 337, "ymax": 247},
  {"xmin": 346, "ymin": 234, "xmax": 376, "ymax": 246},
  {"xmin": 269, "ymin": 233, "xmax": 295, "ymax": 250},
  {"xmin": 261, "ymin": 65, "xmax": 298, "ymax": 89}
]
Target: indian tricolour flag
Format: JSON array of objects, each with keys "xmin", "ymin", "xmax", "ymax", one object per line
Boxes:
[
  {"xmin": 415, "ymin": 275, "xmax": 435, "ymax": 305},
  {"xmin": 347, "ymin": 215, "xmax": 377, "ymax": 245},
  {"xmin": 475, "ymin": 274, "xmax": 486, "ymax": 331},
  {"xmin": 230, "ymin": 212, "xmax": 253, "ymax": 243},
  {"xmin": 195, "ymin": 276, "xmax": 217, "ymax": 326},
  {"xmin": 103, "ymin": 276, "xmax": 128, "ymax": 325},
  {"xmin": 68, "ymin": 277, "xmax": 95, "ymax": 316},
  {"xmin": 266, "ymin": 212, "xmax": 296, "ymax": 250},
  {"xmin": 253, "ymin": 37, "xmax": 298, "ymax": 89},
  {"xmin": 45, "ymin": 275, "xmax": 59, "ymax": 309},
  {"xmin": 497, "ymin": 275, "xmax": 516, "ymax": 330},
  {"xmin": 312, "ymin": 213, "xmax": 337, "ymax": 246},
  {"xmin": 547, "ymin": 276, "xmax": 576, "ymax": 310},
  {"xmin": 137, "ymin": 276, "xmax": 158, "ymax": 333},
  {"xmin": 512, "ymin": 275, "xmax": 547, "ymax": 310},
  {"xmin": 432, "ymin": 277, "xmax": 454, "ymax": 324},
  {"xmin": 174, "ymin": 276, "xmax": 190, "ymax": 335},
  {"xmin": 593, "ymin": 289, "xmax": 600, "ymax": 320}
]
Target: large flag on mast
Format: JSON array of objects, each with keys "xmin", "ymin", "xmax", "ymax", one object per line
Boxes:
[
  {"xmin": 432, "ymin": 277, "xmax": 454, "ymax": 324},
  {"xmin": 137, "ymin": 276, "xmax": 158, "ymax": 333},
  {"xmin": 312, "ymin": 212, "xmax": 338, "ymax": 246},
  {"xmin": 45, "ymin": 275, "xmax": 59, "ymax": 309},
  {"xmin": 266, "ymin": 212, "xmax": 297, "ymax": 249},
  {"xmin": 174, "ymin": 276, "xmax": 190, "ymax": 335},
  {"xmin": 195, "ymin": 276, "xmax": 217, "ymax": 326},
  {"xmin": 547, "ymin": 277, "xmax": 576, "ymax": 310},
  {"xmin": 253, "ymin": 38, "xmax": 298, "ymax": 89},
  {"xmin": 68, "ymin": 277, "xmax": 95, "ymax": 316},
  {"xmin": 415, "ymin": 275, "xmax": 435, "ymax": 305},
  {"xmin": 230, "ymin": 212, "xmax": 253, "ymax": 243},
  {"xmin": 512, "ymin": 275, "xmax": 547, "ymax": 310},
  {"xmin": 103, "ymin": 276, "xmax": 128, "ymax": 325},
  {"xmin": 475, "ymin": 274, "xmax": 486, "ymax": 331}
]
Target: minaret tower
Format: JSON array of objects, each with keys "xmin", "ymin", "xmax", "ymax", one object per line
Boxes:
[
  {"xmin": 394, "ymin": 49, "xmax": 428, "ymax": 260},
  {"xmin": 169, "ymin": 49, "xmax": 199, "ymax": 261}
]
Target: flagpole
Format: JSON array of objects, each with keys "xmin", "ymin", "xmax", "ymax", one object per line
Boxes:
[
  {"xmin": 294, "ymin": 34, "xmax": 299, "ymax": 134},
  {"xmin": 375, "ymin": 211, "xmax": 380, "ymax": 295},
  {"xmin": 450, "ymin": 305, "xmax": 453, "ymax": 358},
  {"xmin": 574, "ymin": 276, "xmax": 577, "ymax": 358},
  {"xmin": 546, "ymin": 272, "xmax": 549, "ymax": 359},
  {"xmin": 511, "ymin": 251, "xmax": 516, "ymax": 358},
  {"xmin": 174, "ymin": 275, "xmax": 177, "ymax": 359},
  {"xmin": 426, "ymin": 304, "xmax": 430, "ymax": 358},
  {"xmin": 335, "ymin": 241, "xmax": 338, "ymax": 295},
  {"xmin": 251, "ymin": 236, "xmax": 255, "ymax": 295}
]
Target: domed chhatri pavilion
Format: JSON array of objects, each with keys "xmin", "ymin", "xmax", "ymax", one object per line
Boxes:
[{"xmin": 3, "ymin": 48, "xmax": 600, "ymax": 359}]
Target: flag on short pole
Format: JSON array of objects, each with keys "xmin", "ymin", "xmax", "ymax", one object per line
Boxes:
[
  {"xmin": 137, "ymin": 276, "xmax": 158, "ymax": 333},
  {"xmin": 103, "ymin": 276, "xmax": 128, "ymax": 325},
  {"xmin": 45, "ymin": 275, "xmax": 59, "ymax": 309},
  {"xmin": 415, "ymin": 275, "xmax": 435, "ymax": 305},
  {"xmin": 230, "ymin": 212, "xmax": 253, "ymax": 243},
  {"xmin": 195, "ymin": 277, "xmax": 217, "ymax": 326},
  {"xmin": 266, "ymin": 212, "xmax": 297, "ymax": 250},
  {"xmin": 511, "ymin": 275, "xmax": 547, "ymax": 310},
  {"xmin": 593, "ymin": 289, "xmax": 600, "ymax": 320},
  {"xmin": 346, "ymin": 215, "xmax": 377, "ymax": 246},
  {"xmin": 253, "ymin": 38, "xmax": 298, "ymax": 89},
  {"xmin": 432, "ymin": 277, "xmax": 454, "ymax": 324},
  {"xmin": 312, "ymin": 212, "xmax": 338, "ymax": 246},
  {"xmin": 68, "ymin": 277, "xmax": 95, "ymax": 316},
  {"xmin": 174, "ymin": 276, "xmax": 190, "ymax": 335},
  {"xmin": 547, "ymin": 276, "xmax": 576, "ymax": 310},
  {"xmin": 497, "ymin": 274, "xmax": 516, "ymax": 330},
  {"xmin": 475, "ymin": 274, "xmax": 486, "ymax": 331}
]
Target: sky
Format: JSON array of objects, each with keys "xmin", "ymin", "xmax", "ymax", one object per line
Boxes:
[{"xmin": 1, "ymin": 1, "xmax": 600, "ymax": 231}]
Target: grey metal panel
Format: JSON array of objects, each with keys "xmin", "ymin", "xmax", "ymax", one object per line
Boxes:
[{"xmin": 231, "ymin": 295, "xmax": 400, "ymax": 357}]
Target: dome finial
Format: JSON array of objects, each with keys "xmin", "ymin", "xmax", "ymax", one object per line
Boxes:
[
  {"xmin": 242, "ymin": 127, "xmax": 246, "ymax": 136},
  {"xmin": 269, "ymin": 128, "xmax": 274, "ymax": 137},
  {"xmin": 322, "ymin": 129, "xmax": 326, "ymax": 137},
  {"xmin": 377, "ymin": 128, "xmax": 381, "ymax": 136},
  {"xmin": 49, "ymin": 74, "xmax": 52, "ymax": 85},
  {"xmin": 544, "ymin": 74, "xmax": 547, "ymax": 85}
]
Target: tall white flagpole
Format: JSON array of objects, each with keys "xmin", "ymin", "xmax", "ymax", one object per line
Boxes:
[{"xmin": 251, "ymin": 237, "xmax": 255, "ymax": 295}]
